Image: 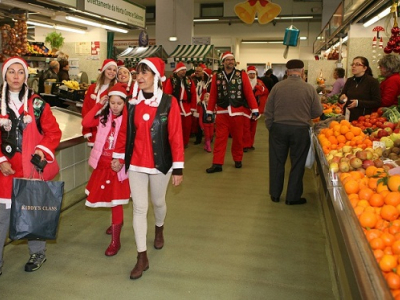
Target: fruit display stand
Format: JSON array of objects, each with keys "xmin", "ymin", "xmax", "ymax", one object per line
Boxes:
[{"xmin": 314, "ymin": 136, "xmax": 392, "ymax": 299}]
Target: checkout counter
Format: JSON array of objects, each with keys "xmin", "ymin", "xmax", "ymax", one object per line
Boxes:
[
  {"xmin": 51, "ymin": 107, "xmax": 90, "ymax": 211},
  {"xmin": 313, "ymin": 135, "xmax": 393, "ymax": 299}
]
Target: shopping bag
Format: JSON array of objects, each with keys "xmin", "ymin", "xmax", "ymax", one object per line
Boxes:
[
  {"xmin": 9, "ymin": 178, "xmax": 64, "ymax": 240},
  {"xmin": 305, "ymin": 127, "xmax": 315, "ymax": 169}
]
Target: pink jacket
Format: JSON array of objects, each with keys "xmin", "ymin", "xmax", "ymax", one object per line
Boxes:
[{"xmin": 83, "ymin": 104, "xmax": 128, "ymax": 181}]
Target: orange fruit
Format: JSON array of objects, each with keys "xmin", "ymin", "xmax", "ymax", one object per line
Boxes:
[
  {"xmin": 365, "ymin": 228, "xmax": 382, "ymax": 241},
  {"xmin": 344, "ymin": 179, "xmax": 360, "ymax": 194},
  {"xmin": 369, "ymin": 193, "xmax": 384, "ymax": 207},
  {"xmin": 329, "ymin": 120, "xmax": 340, "ymax": 129},
  {"xmin": 370, "ymin": 237, "xmax": 385, "ymax": 250},
  {"xmin": 351, "ymin": 126, "xmax": 362, "ymax": 136},
  {"xmin": 340, "ymin": 126, "xmax": 349, "ymax": 135},
  {"xmin": 385, "ymin": 192, "xmax": 400, "ymax": 207},
  {"xmin": 381, "ymin": 205, "xmax": 400, "ymax": 222},
  {"xmin": 381, "ymin": 232, "xmax": 396, "ymax": 247},
  {"xmin": 393, "ymin": 241, "xmax": 400, "ymax": 255},
  {"xmin": 359, "ymin": 211, "xmax": 378, "ymax": 228},
  {"xmin": 340, "ymin": 120, "xmax": 351, "ymax": 128},
  {"xmin": 389, "ymin": 175, "xmax": 400, "ymax": 192},
  {"xmin": 387, "ymin": 272, "xmax": 400, "ymax": 290},
  {"xmin": 377, "ymin": 182, "xmax": 389, "ymax": 194},
  {"xmin": 366, "ymin": 166, "xmax": 378, "ymax": 178},
  {"xmin": 379, "ymin": 254, "xmax": 398, "ymax": 272}
]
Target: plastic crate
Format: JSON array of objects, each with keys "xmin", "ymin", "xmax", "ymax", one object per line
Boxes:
[
  {"xmin": 66, "ymin": 89, "xmax": 86, "ymax": 101},
  {"xmin": 51, "ymin": 82, "xmax": 62, "ymax": 95}
]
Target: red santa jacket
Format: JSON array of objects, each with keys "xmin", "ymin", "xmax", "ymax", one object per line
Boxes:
[
  {"xmin": 253, "ymin": 78, "xmax": 269, "ymax": 113},
  {"xmin": 206, "ymin": 69, "xmax": 259, "ymax": 118},
  {"xmin": 81, "ymin": 83, "xmax": 111, "ymax": 146},
  {"xmin": 163, "ymin": 76, "xmax": 197, "ymax": 116},
  {"xmin": 380, "ymin": 73, "xmax": 400, "ymax": 107}
]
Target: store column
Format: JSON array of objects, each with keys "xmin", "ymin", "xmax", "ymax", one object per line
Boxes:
[{"xmin": 155, "ymin": 0, "xmax": 194, "ymax": 55}]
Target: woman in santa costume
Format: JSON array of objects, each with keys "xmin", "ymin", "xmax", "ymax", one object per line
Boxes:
[
  {"xmin": 0, "ymin": 57, "xmax": 61, "ymax": 275},
  {"xmin": 112, "ymin": 57, "xmax": 184, "ymax": 280},
  {"xmin": 117, "ymin": 66, "xmax": 134, "ymax": 95},
  {"xmin": 82, "ymin": 82, "xmax": 130, "ymax": 257},
  {"xmin": 81, "ymin": 59, "xmax": 118, "ymax": 146}
]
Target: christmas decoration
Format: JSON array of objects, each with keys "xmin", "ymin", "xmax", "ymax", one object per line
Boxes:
[{"xmin": 384, "ymin": 2, "xmax": 400, "ymax": 54}]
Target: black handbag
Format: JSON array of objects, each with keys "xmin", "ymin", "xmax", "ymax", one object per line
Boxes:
[{"xmin": 9, "ymin": 178, "xmax": 64, "ymax": 240}]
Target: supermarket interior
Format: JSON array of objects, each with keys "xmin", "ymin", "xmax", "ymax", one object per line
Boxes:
[{"xmin": 0, "ymin": 0, "xmax": 399, "ymax": 299}]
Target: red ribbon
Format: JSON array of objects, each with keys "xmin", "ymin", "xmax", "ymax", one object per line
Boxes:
[{"xmin": 248, "ymin": 0, "xmax": 269, "ymax": 6}]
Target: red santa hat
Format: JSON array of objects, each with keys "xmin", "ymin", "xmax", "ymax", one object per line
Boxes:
[
  {"xmin": 117, "ymin": 60, "xmax": 125, "ymax": 67},
  {"xmin": 204, "ymin": 68, "xmax": 212, "ymax": 76},
  {"xmin": 93, "ymin": 59, "xmax": 118, "ymax": 95},
  {"xmin": 173, "ymin": 62, "xmax": 187, "ymax": 73},
  {"xmin": 247, "ymin": 66, "xmax": 257, "ymax": 74},
  {"xmin": 199, "ymin": 63, "xmax": 207, "ymax": 70},
  {"xmin": 129, "ymin": 68, "xmax": 137, "ymax": 74},
  {"xmin": 1, "ymin": 56, "xmax": 31, "ymax": 126},
  {"xmin": 221, "ymin": 51, "xmax": 234, "ymax": 61},
  {"xmin": 131, "ymin": 57, "xmax": 166, "ymax": 102},
  {"xmin": 116, "ymin": 66, "xmax": 133, "ymax": 92},
  {"xmin": 108, "ymin": 82, "xmax": 128, "ymax": 99}
]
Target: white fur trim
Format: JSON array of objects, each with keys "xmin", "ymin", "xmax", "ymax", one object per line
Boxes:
[
  {"xmin": 112, "ymin": 152, "xmax": 125, "ymax": 159},
  {"xmin": 0, "ymin": 156, "xmax": 8, "ymax": 163},
  {"xmin": 36, "ymin": 145, "xmax": 55, "ymax": 162},
  {"xmin": 109, "ymin": 91, "xmax": 126, "ymax": 98},
  {"xmin": 2, "ymin": 58, "xmax": 28, "ymax": 83},
  {"xmin": 140, "ymin": 59, "xmax": 161, "ymax": 78},
  {"xmin": 84, "ymin": 133, "xmax": 92, "ymax": 139},
  {"xmin": 172, "ymin": 162, "xmax": 184, "ymax": 169},
  {"xmin": 101, "ymin": 61, "xmax": 117, "ymax": 72},
  {"xmin": 174, "ymin": 66, "xmax": 186, "ymax": 73}
]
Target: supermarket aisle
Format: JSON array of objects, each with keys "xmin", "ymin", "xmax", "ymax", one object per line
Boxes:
[{"xmin": 0, "ymin": 119, "xmax": 338, "ymax": 300}]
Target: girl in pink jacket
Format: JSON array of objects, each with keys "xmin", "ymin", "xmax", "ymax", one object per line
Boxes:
[{"xmin": 82, "ymin": 83, "xmax": 130, "ymax": 257}]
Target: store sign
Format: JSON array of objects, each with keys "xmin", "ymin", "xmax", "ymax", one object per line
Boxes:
[
  {"xmin": 49, "ymin": 0, "xmax": 76, "ymax": 7},
  {"xmin": 192, "ymin": 37, "xmax": 211, "ymax": 45},
  {"xmin": 80, "ymin": 0, "xmax": 146, "ymax": 28},
  {"xmin": 114, "ymin": 39, "xmax": 156, "ymax": 48}
]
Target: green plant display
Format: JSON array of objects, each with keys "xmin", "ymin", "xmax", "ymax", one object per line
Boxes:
[{"xmin": 44, "ymin": 31, "xmax": 64, "ymax": 50}]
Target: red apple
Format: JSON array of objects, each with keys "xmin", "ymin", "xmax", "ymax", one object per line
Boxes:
[
  {"xmin": 378, "ymin": 129, "xmax": 390, "ymax": 138},
  {"xmin": 362, "ymin": 159, "xmax": 375, "ymax": 169},
  {"xmin": 350, "ymin": 157, "xmax": 363, "ymax": 169},
  {"xmin": 384, "ymin": 127, "xmax": 393, "ymax": 135},
  {"xmin": 395, "ymin": 128, "xmax": 400, "ymax": 133},
  {"xmin": 384, "ymin": 122, "xmax": 396, "ymax": 130},
  {"xmin": 356, "ymin": 150, "xmax": 367, "ymax": 160}
]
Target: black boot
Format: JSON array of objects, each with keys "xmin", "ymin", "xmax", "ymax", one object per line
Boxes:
[{"xmin": 206, "ymin": 164, "xmax": 222, "ymax": 173}]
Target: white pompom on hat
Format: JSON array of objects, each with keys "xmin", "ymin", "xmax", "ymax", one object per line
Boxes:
[
  {"xmin": 173, "ymin": 62, "xmax": 187, "ymax": 73},
  {"xmin": 221, "ymin": 51, "xmax": 234, "ymax": 62},
  {"xmin": 131, "ymin": 57, "xmax": 166, "ymax": 101},
  {"xmin": 0, "ymin": 56, "xmax": 31, "ymax": 126},
  {"xmin": 108, "ymin": 82, "xmax": 128, "ymax": 99}
]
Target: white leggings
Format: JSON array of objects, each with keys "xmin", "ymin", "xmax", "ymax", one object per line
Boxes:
[{"xmin": 129, "ymin": 171, "xmax": 171, "ymax": 252}]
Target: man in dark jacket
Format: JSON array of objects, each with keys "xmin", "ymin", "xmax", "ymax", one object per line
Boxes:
[{"xmin": 38, "ymin": 60, "xmax": 60, "ymax": 94}]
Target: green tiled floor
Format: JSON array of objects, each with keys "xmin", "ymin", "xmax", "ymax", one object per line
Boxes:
[{"xmin": 0, "ymin": 119, "xmax": 338, "ymax": 299}]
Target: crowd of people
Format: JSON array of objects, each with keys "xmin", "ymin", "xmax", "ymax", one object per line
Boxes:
[{"xmin": 2, "ymin": 51, "xmax": 400, "ymax": 280}]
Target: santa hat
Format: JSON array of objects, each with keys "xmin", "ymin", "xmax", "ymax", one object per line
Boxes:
[
  {"xmin": 116, "ymin": 66, "xmax": 132, "ymax": 92},
  {"xmin": 247, "ymin": 66, "xmax": 257, "ymax": 74},
  {"xmin": 199, "ymin": 63, "xmax": 207, "ymax": 70},
  {"xmin": 93, "ymin": 59, "xmax": 118, "ymax": 96},
  {"xmin": 1, "ymin": 56, "xmax": 31, "ymax": 126},
  {"xmin": 131, "ymin": 57, "xmax": 166, "ymax": 104},
  {"xmin": 221, "ymin": 51, "xmax": 234, "ymax": 61},
  {"xmin": 108, "ymin": 82, "xmax": 128, "ymax": 99},
  {"xmin": 204, "ymin": 68, "xmax": 212, "ymax": 76},
  {"xmin": 117, "ymin": 60, "xmax": 125, "ymax": 67},
  {"xmin": 129, "ymin": 68, "xmax": 137, "ymax": 74},
  {"xmin": 173, "ymin": 62, "xmax": 187, "ymax": 73}
]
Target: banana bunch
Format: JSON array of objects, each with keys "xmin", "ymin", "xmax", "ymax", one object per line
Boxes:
[{"xmin": 62, "ymin": 80, "xmax": 80, "ymax": 90}]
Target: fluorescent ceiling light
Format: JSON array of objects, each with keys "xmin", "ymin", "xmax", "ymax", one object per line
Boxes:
[
  {"xmin": 193, "ymin": 18, "xmax": 219, "ymax": 22},
  {"xmin": 103, "ymin": 17, "xmax": 127, "ymax": 25},
  {"xmin": 300, "ymin": 37, "xmax": 307, "ymax": 40},
  {"xmin": 66, "ymin": 16, "xmax": 101, "ymax": 27},
  {"xmin": 242, "ymin": 40, "xmax": 283, "ymax": 44},
  {"xmin": 363, "ymin": 6, "xmax": 391, "ymax": 27},
  {"xmin": 169, "ymin": 36, "xmax": 178, "ymax": 42},
  {"xmin": 55, "ymin": 25, "xmax": 85, "ymax": 34},
  {"xmin": 27, "ymin": 21, "xmax": 53, "ymax": 28},
  {"xmin": 276, "ymin": 16, "xmax": 313, "ymax": 20},
  {"xmin": 66, "ymin": 15, "xmax": 127, "ymax": 33},
  {"xmin": 102, "ymin": 25, "xmax": 128, "ymax": 33}
]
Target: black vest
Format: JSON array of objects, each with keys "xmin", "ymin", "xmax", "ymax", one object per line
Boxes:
[
  {"xmin": 171, "ymin": 75, "xmax": 192, "ymax": 103},
  {"xmin": 216, "ymin": 69, "xmax": 247, "ymax": 108},
  {"xmin": 124, "ymin": 94, "xmax": 173, "ymax": 174}
]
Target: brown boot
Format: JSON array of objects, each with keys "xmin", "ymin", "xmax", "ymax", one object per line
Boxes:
[
  {"xmin": 130, "ymin": 251, "xmax": 149, "ymax": 280},
  {"xmin": 105, "ymin": 223, "xmax": 122, "ymax": 256},
  {"xmin": 154, "ymin": 225, "xmax": 164, "ymax": 250}
]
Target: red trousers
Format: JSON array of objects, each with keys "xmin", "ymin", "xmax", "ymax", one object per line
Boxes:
[
  {"xmin": 212, "ymin": 114, "xmax": 245, "ymax": 165},
  {"xmin": 181, "ymin": 115, "xmax": 192, "ymax": 146}
]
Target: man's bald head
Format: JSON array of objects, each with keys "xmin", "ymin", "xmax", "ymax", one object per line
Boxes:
[{"xmin": 49, "ymin": 60, "xmax": 60, "ymax": 73}]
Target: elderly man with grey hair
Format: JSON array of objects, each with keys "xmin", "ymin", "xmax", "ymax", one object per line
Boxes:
[
  {"xmin": 378, "ymin": 54, "xmax": 400, "ymax": 107},
  {"xmin": 264, "ymin": 59, "xmax": 322, "ymax": 205},
  {"xmin": 38, "ymin": 60, "xmax": 60, "ymax": 94}
]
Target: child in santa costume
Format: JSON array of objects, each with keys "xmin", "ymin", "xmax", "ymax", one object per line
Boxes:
[
  {"xmin": 198, "ymin": 92, "xmax": 215, "ymax": 152},
  {"xmin": 112, "ymin": 57, "xmax": 184, "ymax": 280},
  {"xmin": 82, "ymin": 82, "xmax": 130, "ymax": 257},
  {"xmin": 0, "ymin": 56, "xmax": 61, "ymax": 274},
  {"xmin": 81, "ymin": 59, "xmax": 118, "ymax": 146}
]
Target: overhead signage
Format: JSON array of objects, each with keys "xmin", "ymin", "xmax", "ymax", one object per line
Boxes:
[
  {"xmin": 81, "ymin": 0, "xmax": 146, "ymax": 28},
  {"xmin": 114, "ymin": 39, "xmax": 156, "ymax": 48},
  {"xmin": 192, "ymin": 37, "xmax": 211, "ymax": 45},
  {"xmin": 50, "ymin": 0, "xmax": 76, "ymax": 7}
]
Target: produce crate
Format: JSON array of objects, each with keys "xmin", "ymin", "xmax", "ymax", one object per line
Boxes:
[
  {"xmin": 51, "ymin": 82, "xmax": 62, "ymax": 95},
  {"xmin": 66, "ymin": 89, "xmax": 86, "ymax": 101}
]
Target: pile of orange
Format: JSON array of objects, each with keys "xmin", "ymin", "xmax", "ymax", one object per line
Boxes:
[
  {"xmin": 340, "ymin": 170, "xmax": 400, "ymax": 297},
  {"xmin": 318, "ymin": 120, "xmax": 371, "ymax": 155}
]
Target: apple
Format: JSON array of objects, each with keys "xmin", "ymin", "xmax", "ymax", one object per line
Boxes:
[
  {"xmin": 384, "ymin": 121, "xmax": 396, "ymax": 130},
  {"xmin": 383, "ymin": 164, "xmax": 394, "ymax": 171},
  {"xmin": 391, "ymin": 133, "xmax": 400, "ymax": 141},
  {"xmin": 350, "ymin": 157, "xmax": 363, "ymax": 169},
  {"xmin": 374, "ymin": 158, "xmax": 384, "ymax": 168},
  {"xmin": 365, "ymin": 150, "xmax": 373, "ymax": 160},
  {"xmin": 362, "ymin": 159, "xmax": 375, "ymax": 169},
  {"xmin": 339, "ymin": 161, "xmax": 350, "ymax": 172},
  {"xmin": 357, "ymin": 167, "xmax": 366, "ymax": 175},
  {"xmin": 395, "ymin": 128, "xmax": 400, "ymax": 133},
  {"xmin": 356, "ymin": 150, "xmax": 367, "ymax": 160},
  {"xmin": 331, "ymin": 155, "xmax": 342, "ymax": 163},
  {"xmin": 342, "ymin": 145, "xmax": 353, "ymax": 153},
  {"xmin": 374, "ymin": 147, "xmax": 383, "ymax": 157},
  {"xmin": 378, "ymin": 129, "xmax": 390, "ymax": 138},
  {"xmin": 340, "ymin": 157, "xmax": 350, "ymax": 163},
  {"xmin": 381, "ymin": 136, "xmax": 395, "ymax": 148},
  {"xmin": 384, "ymin": 127, "xmax": 393, "ymax": 135},
  {"xmin": 329, "ymin": 162, "xmax": 339, "ymax": 173}
]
